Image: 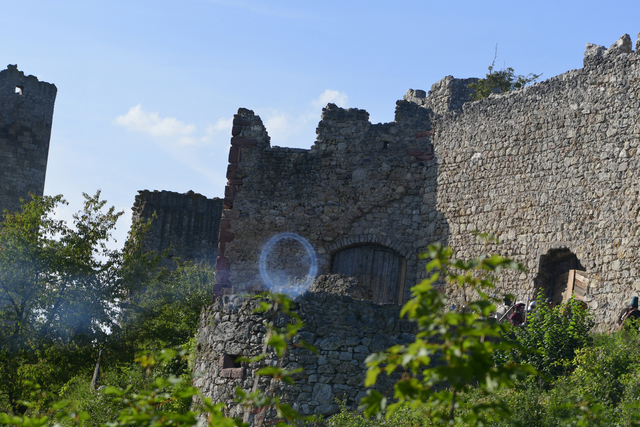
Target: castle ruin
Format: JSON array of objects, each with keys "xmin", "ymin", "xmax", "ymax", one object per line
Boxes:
[
  {"xmin": 0, "ymin": 65, "xmax": 57, "ymax": 214},
  {"xmin": 132, "ymin": 190, "xmax": 223, "ymax": 266},
  {"xmin": 213, "ymin": 33, "xmax": 640, "ymax": 329},
  {"xmin": 193, "ymin": 32, "xmax": 640, "ymax": 420},
  {"xmin": 4, "ymin": 34, "xmax": 640, "ymax": 421}
]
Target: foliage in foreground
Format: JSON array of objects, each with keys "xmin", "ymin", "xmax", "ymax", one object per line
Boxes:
[
  {"xmin": 0, "ymin": 293, "xmax": 318, "ymax": 427},
  {"xmin": 363, "ymin": 240, "xmax": 536, "ymax": 425},
  {"xmin": 332, "ymin": 316, "xmax": 640, "ymax": 427},
  {"xmin": 5, "ymin": 215, "xmax": 640, "ymax": 426}
]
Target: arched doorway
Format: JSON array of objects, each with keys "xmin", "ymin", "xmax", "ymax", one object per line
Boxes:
[
  {"xmin": 534, "ymin": 248, "xmax": 587, "ymax": 304},
  {"xmin": 330, "ymin": 244, "xmax": 407, "ymax": 304}
]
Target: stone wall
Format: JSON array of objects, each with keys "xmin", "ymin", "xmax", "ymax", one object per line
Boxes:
[
  {"xmin": 132, "ymin": 190, "xmax": 223, "ymax": 266},
  {"xmin": 0, "ymin": 65, "xmax": 56, "ymax": 215},
  {"xmin": 215, "ymin": 33, "xmax": 640, "ymax": 330},
  {"xmin": 215, "ymin": 103, "xmax": 443, "ymax": 300},
  {"xmin": 193, "ymin": 288, "xmax": 415, "ymax": 420},
  {"xmin": 403, "ymin": 75, "xmax": 478, "ymax": 115},
  {"xmin": 433, "ymin": 33, "xmax": 640, "ymax": 327}
]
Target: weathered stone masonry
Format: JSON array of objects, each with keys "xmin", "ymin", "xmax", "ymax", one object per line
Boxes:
[
  {"xmin": 194, "ymin": 290, "xmax": 414, "ymax": 418},
  {"xmin": 132, "ymin": 190, "xmax": 223, "ymax": 266},
  {"xmin": 215, "ymin": 33, "xmax": 640, "ymax": 330},
  {"xmin": 215, "ymin": 101, "xmax": 443, "ymax": 302},
  {"xmin": 0, "ymin": 65, "xmax": 56, "ymax": 215}
]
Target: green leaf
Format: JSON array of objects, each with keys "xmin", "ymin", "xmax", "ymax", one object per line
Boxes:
[
  {"xmin": 365, "ymin": 365, "xmax": 381, "ymax": 387},
  {"xmin": 360, "ymin": 390, "xmax": 387, "ymax": 419}
]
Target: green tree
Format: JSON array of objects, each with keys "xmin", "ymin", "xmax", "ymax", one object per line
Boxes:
[
  {"xmin": 110, "ymin": 261, "xmax": 215, "ymax": 373},
  {"xmin": 0, "ymin": 192, "xmax": 127, "ymax": 415}
]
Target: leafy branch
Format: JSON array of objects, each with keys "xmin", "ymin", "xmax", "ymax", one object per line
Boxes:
[{"xmin": 362, "ymin": 241, "xmax": 537, "ymax": 426}]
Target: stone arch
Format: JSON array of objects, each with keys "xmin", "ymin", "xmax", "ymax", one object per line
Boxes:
[
  {"xmin": 328, "ymin": 238, "xmax": 409, "ymax": 305},
  {"xmin": 534, "ymin": 248, "xmax": 586, "ymax": 303},
  {"xmin": 326, "ymin": 234, "xmax": 413, "ymax": 260}
]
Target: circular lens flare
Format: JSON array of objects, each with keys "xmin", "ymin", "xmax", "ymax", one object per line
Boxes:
[{"xmin": 259, "ymin": 232, "xmax": 317, "ymax": 297}]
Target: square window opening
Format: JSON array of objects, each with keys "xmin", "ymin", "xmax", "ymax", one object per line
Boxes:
[{"xmin": 221, "ymin": 354, "xmax": 241, "ymax": 369}]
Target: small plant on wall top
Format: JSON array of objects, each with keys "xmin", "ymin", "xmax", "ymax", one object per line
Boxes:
[{"xmin": 468, "ymin": 46, "xmax": 541, "ymax": 100}]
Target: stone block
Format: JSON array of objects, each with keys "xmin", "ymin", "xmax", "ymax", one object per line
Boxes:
[
  {"xmin": 228, "ymin": 146, "xmax": 241, "ymax": 163},
  {"xmin": 232, "ymin": 117, "xmax": 251, "ymax": 126},
  {"xmin": 312, "ymin": 383, "xmax": 333, "ymax": 404}
]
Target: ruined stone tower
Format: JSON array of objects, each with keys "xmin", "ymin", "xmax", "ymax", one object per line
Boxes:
[
  {"xmin": 132, "ymin": 190, "xmax": 223, "ymax": 266},
  {"xmin": 0, "ymin": 65, "xmax": 57, "ymax": 214}
]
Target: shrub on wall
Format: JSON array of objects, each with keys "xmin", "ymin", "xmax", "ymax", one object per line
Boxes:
[{"xmin": 467, "ymin": 49, "xmax": 540, "ymax": 100}]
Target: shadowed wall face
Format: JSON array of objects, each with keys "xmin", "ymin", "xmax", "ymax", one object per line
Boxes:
[
  {"xmin": 132, "ymin": 190, "xmax": 223, "ymax": 266},
  {"xmin": 0, "ymin": 65, "xmax": 57, "ymax": 215},
  {"xmin": 194, "ymin": 292, "xmax": 416, "ymax": 420}
]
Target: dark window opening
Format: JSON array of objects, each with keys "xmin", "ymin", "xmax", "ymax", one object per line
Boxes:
[
  {"xmin": 221, "ymin": 354, "xmax": 241, "ymax": 369},
  {"xmin": 220, "ymin": 354, "xmax": 244, "ymax": 379},
  {"xmin": 383, "ymin": 141, "xmax": 389, "ymax": 149},
  {"xmin": 15, "ymin": 86, "xmax": 23, "ymax": 95}
]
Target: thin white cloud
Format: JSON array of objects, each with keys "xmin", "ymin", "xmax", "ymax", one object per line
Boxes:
[
  {"xmin": 113, "ymin": 105, "xmax": 232, "ymax": 193},
  {"xmin": 312, "ymin": 89, "xmax": 348, "ymax": 109},
  {"xmin": 196, "ymin": 117, "xmax": 233, "ymax": 145},
  {"xmin": 211, "ymin": 117, "xmax": 233, "ymax": 135},
  {"xmin": 115, "ymin": 104, "xmax": 195, "ymax": 139},
  {"xmin": 264, "ymin": 111, "xmax": 293, "ymax": 142},
  {"xmin": 115, "ymin": 105, "xmax": 235, "ymax": 149},
  {"xmin": 261, "ymin": 89, "xmax": 349, "ymax": 148}
]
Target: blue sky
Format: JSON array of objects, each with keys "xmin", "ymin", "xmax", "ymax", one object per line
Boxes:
[{"xmin": 3, "ymin": 0, "xmax": 640, "ymax": 247}]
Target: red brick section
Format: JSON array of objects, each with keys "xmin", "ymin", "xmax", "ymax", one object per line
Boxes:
[
  {"xmin": 407, "ymin": 130, "xmax": 435, "ymax": 161},
  {"xmin": 220, "ymin": 368, "xmax": 244, "ymax": 379},
  {"xmin": 228, "ymin": 146, "xmax": 241, "ymax": 163},
  {"xmin": 415, "ymin": 130, "xmax": 433, "ymax": 138},
  {"xmin": 213, "ymin": 116, "xmax": 256, "ymax": 301},
  {"xmin": 219, "ymin": 229, "xmax": 235, "ymax": 243},
  {"xmin": 226, "ymin": 164, "xmax": 237, "ymax": 179},
  {"xmin": 230, "ymin": 137, "xmax": 258, "ymax": 146}
]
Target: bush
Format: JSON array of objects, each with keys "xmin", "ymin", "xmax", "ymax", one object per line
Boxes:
[
  {"xmin": 327, "ymin": 401, "xmax": 430, "ymax": 427},
  {"xmin": 467, "ymin": 49, "xmax": 540, "ymax": 101},
  {"xmin": 496, "ymin": 297, "xmax": 594, "ymax": 379},
  {"xmin": 565, "ymin": 329, "xmax": 640, "ymax": 407}
]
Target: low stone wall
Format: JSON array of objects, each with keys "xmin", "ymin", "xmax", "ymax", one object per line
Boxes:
[{"xmin": 193, "ymin": 291, "xmax": 415, "ymax": 420}]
